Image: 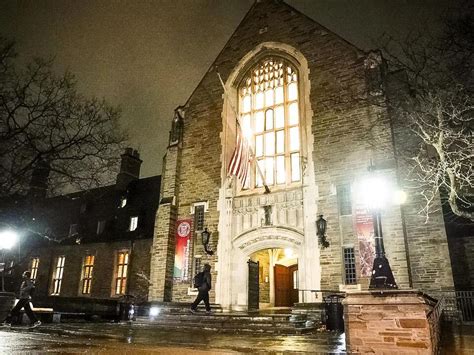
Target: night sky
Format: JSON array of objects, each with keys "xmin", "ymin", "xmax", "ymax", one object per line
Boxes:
[{"xmin": 0, "ymin": 0, "xmax": 458, "ymax": 178}]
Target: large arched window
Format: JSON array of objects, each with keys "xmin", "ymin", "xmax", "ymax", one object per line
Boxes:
[{"xmin": 239, "ymin": 57, "xmax": 300, "ymax": 189}]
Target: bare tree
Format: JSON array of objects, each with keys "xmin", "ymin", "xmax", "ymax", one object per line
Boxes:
[
  {"xmin": 0, "ymin": 37, "xmax": 126, "ymax": 197},
  {"xmin": 380, "ymin": 6, "xmax": 473, "ymax": 221}
]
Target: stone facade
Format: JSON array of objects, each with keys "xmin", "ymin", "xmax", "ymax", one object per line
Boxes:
[
  {"xmin": 344, "ymin": 291, "xmax": 437, "ymax": 353},
  {"xmin": 149, "ymin": 0, "xmax": 454, "ymax": 309}
]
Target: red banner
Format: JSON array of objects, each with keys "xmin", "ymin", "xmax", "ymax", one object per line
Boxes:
[
  {"xmin": 355, "ymin": 206, "xmax": 375, "ymax": 277},
  {"xmin": 173, "ymin": 219, "xmax": 192, "ymax": 281}
]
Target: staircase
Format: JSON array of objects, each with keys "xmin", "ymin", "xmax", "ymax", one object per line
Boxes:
[{"xmin": 136, "ymin": 303, "xmax": 320, "ymax": 335}]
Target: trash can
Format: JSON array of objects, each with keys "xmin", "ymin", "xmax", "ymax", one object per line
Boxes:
[
  {"xmin": 117, "ymin": 295, "xmax": 136, "ymax": 321},
  {"xmin": 324, "ymin": 294, "xmax": 344, "ymax": 331}
]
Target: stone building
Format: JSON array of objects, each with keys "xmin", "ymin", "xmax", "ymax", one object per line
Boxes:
[
  {"xmin": 0, "ymin": 149, "xmax": 160, "ymax": 314},
  {"xmin": 148, "ymin": 0, "xmax": 455, "ymax": 311}
]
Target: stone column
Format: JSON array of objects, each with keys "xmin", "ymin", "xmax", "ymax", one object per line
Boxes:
[
  {"xmin": 343, "ymin": 290, "xmax": 437, "ymax": 354},
  {"xmin": 149, "ymin": 144, "xmax": 181, "ymax": 302}
]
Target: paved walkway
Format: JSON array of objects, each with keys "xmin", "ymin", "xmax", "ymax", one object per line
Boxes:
[{"xmin": 0, "ymin": 322, "xmax": 346, "ymax": 354}]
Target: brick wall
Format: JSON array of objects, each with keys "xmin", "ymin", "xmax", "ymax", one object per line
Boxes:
[{"xmin": 16, "ymin": 239, "xmax": 152, "ymax": 302}]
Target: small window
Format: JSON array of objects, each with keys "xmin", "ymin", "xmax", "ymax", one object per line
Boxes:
[
  {"xmin": 129, "ymin": 216, "xmax": 138, "ymax": 231},
  {"xmin": 97, "ymin": 220, "xmax": 106, "ymax": 235},
  {"xmin": 194, "ymin": 257, "xmax": 202, "ymax": 278},
  {"xmin": 293, "ymin": 269, "xmax": 299, "ymax": 289},
  {"xmin": 343, "ymin": 247, "xmax": 357, "ymax": 285},
  {"xmin": 30, "ymin": 257, "xmax": 40, "ymax": 281},
  {"xmin": 120, "ymin": 197, "xmax": 127, "ymax": 208},
  {"xmin": 337, "ymin": 184, "xmax": 352, "ymax": 216},
  {"xmin": 114, "ymin": 251, "xmax": 129, "ymax": 295},
  {"xmin": 194, "ymin": 205, "xmax": 205, "ymax": 232},
  {"xmin": 81, "ymin": 255, "xmax": 95, "ymax": 295},
  {"xmin": 51, "ymin": 256, "xmax": 66, "ymax": 295},
  {"xmin": 69, "ymin": 224, "xmax": 78, "ymax": 236},
  {"xmin": 7, "ymin": 260, "xmax": 14, "ymax": 275}
]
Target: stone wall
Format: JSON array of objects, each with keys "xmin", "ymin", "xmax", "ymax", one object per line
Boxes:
[
  {"xmin": 344, "ymin": 291, "xmax": 436, "ymax": 353},
  {"xmin": 149, "ymin": 0, "xmax": 454, "ymax": 303},
  {"xmin": 16, "ymin": 239, "xmax": 152, "ymax": 302},
  {"xmin": 448, "ymin": 236, "xmax": 474, "ymax": 290}
]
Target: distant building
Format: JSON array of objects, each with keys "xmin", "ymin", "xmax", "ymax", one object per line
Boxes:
[
  {"xmin": 148, "ymin": 0, "xmax": 456, "ymax": 311},
  {"xmin": 0, "ymin": 148, "xmax": 160, "ymax": 313}
]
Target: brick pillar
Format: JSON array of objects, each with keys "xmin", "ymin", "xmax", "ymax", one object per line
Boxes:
[
  {"xmin": 344, "ymin": 290, "xmax": 436, "ymax": 354},
  {"xmin": 149, "ymin": 144, "xmax": 181, "ymax": 302}
]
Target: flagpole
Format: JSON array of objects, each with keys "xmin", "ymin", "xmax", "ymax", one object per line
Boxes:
[{"xmin": 216, "ymin": 69, "xmax": 271, "ymax": 194}]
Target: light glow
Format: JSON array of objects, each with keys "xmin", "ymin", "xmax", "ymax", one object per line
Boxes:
[
  {"xmin": 149, "ymin": 306, "xmax": 160, "ymax": 317},
  {"xmin": 284, "ymin": 248, "xmax": 293, "ymax": 258},
  {"xmin": 0, "ymin": 230, "xmax": 18, "ymax": 250}
]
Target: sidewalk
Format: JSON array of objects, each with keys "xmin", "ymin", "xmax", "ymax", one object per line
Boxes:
[{"xmin": 0, "ymin": 321, "xmax": 346, "ymax": 354}]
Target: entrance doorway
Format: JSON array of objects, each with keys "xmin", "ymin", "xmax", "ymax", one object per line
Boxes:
[
  {"xmin": 248, "ymin": 248, "xmax": 299, "ymax": 309},
  {"xmin": 274, "ymin": 264, "xmax": 298, "ymax": 307}
]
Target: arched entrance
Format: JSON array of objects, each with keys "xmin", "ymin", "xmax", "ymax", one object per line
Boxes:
[
  {"xmin": 248, "ymin": 247, "xmax": 299, "ymax": 310},
  {"xmin": 225, "ymin": 226, "xmax": 304, "ymax": 311}
]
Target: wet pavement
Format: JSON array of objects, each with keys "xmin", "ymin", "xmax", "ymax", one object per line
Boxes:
[{"xmin": 0, "ymin": 322, "xmax": 347, "ymax": 354}]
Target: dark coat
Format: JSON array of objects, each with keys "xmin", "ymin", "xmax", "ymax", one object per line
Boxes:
[{"xmin": 198, "ymin": 271, "xmax": 212, "ymax": 292}]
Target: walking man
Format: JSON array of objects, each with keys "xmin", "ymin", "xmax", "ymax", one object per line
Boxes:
[
  {"xmin": 190, "ymin": 263, "xmax": 212, "ymax": 314},
  {"xmin": 4, "ymin": 271, "xmax": 41, "ymax": 327}
]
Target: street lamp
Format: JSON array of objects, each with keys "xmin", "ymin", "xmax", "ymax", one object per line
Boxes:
[
  {"xmin": 0, "ymin": 229, "xmax": 19, "ymax": 292},
  {"xmin": 358, "ymin": 177, "xmax": 398, "ymax": 289},
  {"xmin": 201, "ymin": 228, "xmax": 214, "ymax": 256}
]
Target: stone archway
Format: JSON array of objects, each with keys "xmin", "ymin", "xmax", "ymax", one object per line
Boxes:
[{"xmin": 227, "ymin": 227, "xmax": 304, "ymax": 311}]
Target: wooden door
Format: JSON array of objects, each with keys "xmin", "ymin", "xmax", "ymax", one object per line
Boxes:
[
  {"xmin": 248, "ymin": 260, "xmax": 259, "ymax": 311},
  {"xmin": 274, "ymin": 264, "xmax": 290, "ymax": 306},
  {"xmin": 289, "ymin": 264, "xmax": 299, "ymax": 305}
]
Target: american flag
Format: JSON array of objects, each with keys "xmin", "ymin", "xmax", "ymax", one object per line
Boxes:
[{"xmin": 227, "ymin": 131, "xmax": 250, "ymax": 182}]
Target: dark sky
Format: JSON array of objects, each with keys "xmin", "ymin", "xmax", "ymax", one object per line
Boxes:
[{"xmin": 0, "ymin": 0, "xmax": 458, "ymax": 178}]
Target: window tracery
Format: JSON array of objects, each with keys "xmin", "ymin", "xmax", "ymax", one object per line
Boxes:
[{"xmin": 239, "ymin": 57, "xmax": 301, "ymax": 189}]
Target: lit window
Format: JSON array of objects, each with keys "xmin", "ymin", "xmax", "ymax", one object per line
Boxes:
[
  {"xmin": 81, "ymin": 255, "xmax": 95, "ymax": 294},
  {"xmin": 114, "ymin": 251, "xmax": 129, "ymax": 295},
  {"xmin": 238, "ymin": 57, "xmax": 301, "ymax": 189},
  {"xmin": 97, "ymin": 220, "xmax": 106, "ymax": 235},
  {"xmin": 343, "ymin": 247, "xmax": 357, "ymax": 285},
  {"xmin": 120, "ymin": 197, "xmax": 127, "ymax": 208},
  {"xmin": 51, "ymin": 256, "xmax": 65, "ymax": 295},
  {"xmin": 129, "ymin": 216, "xmax": 138, "ymax": 231},
  {"xmin": 30, "ymin": 257, "xmax": 40, "ymax": 281}
]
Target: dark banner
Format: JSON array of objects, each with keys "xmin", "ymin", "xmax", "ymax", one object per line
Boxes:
[{"xmin": 173, "ymin": 219, "xmax": 192, "ymax": 281}]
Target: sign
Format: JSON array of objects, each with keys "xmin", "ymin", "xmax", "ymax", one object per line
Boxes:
[
  {"xmin": 355, "ymin": 206, "xmax": 375, "ymax": 277},
  {"xmin": 173, "ymin": 219, "xmax": 193, "ymax": 281}
]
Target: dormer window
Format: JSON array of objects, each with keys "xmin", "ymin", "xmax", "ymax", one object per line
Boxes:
[
  {"xmin": 129, "ymin": 216, "xmax": 138, "ymax": 231},
  {"xmin": 120, "ymin": 197, "xmax": 127, "ymax": 208},
  {"xmin": 97, "ymin": 220, "xmax": 106, "ymax": 235},
  {"xmin": 69, "ymin": 224, "xmax": 78, "ymax": 236}
]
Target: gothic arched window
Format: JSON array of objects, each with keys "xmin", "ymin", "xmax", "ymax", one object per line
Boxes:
[{"xmin": 239, "ymin": 57, "xmax": 301, "ymax": 189}]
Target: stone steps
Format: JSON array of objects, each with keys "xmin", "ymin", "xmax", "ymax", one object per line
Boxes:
[{"xmin": 136, "ymin": 311, "xmax": 316, "ymax": 334}]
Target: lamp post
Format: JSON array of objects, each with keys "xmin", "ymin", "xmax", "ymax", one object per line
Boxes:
[
  {"xmin": 358, "ymin": 176, "xmax": 399, "ymax": 289},
  {"xmin": 201, "ymin": 228, "xmax": 214, "ymax": 256},
  {"xmin": 0, "ymin": 230, "xmax": 19, "ymax": 292}
]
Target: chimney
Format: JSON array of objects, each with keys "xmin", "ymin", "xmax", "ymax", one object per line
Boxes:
[
  {"xmin": 116, "ymin": 148, "xmax": 142, "ymax": 190},
  {"xmin": 28, "ymin": 159, "xmax": 50, "ymax": 200}
]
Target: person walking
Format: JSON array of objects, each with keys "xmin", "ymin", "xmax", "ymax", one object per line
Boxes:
[
  {"xmin": 3, "ymin": 271, "xmax": 41, "ymax": 327},
  {"xmin": 190, "ymin": 263, "xmax": 212, "ymax": 314}
]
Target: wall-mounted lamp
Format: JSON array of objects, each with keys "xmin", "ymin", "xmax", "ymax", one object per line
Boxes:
[
  {"xmin": 316, "ymin": 215, "xmax": 329, "ymax": 249},
  {"xmin": 201, "ymin": 228, "xmax": 214, "ymax": 256}
]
